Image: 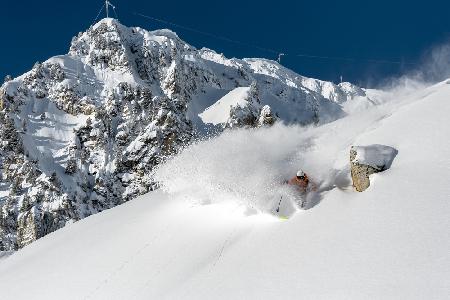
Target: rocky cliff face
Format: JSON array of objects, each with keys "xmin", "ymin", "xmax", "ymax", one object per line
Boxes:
[{"xmin": 0, "ymin": 18, "xmax": 373, "ymax": 250}]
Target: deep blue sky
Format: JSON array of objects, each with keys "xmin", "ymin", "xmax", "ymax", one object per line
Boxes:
[{"xmin": 1, "ymin": 0, "xmax": 449, "ymax": 87}]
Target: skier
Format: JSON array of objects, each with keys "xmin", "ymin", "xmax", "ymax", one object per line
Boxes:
[
  {"xmin": 287, "ymin": 169, "xmax": 317, "ymax": 194},
  {"xmin": 275, "ymin": 169, "xmax": 317, "ymax": 215},
  {"xmin": 286, "ymin": 169, "xmax": 317, "ymax": 209}
]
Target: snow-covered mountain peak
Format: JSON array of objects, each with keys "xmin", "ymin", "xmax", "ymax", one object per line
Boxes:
[{"xmin": 0, "ymin": 18, "xmax": 376, "ymax": 251}]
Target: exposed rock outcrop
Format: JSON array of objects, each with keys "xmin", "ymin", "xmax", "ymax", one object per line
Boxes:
[{"xmin": 350, "ymin": 145, "xmax": 398, "ymax": 192}]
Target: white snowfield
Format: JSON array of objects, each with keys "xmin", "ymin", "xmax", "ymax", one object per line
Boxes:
[
  {"xmin": 199, "ymin": 87, "xmax": 251, "ymax": 125},
  {"xmin": 1, "ymin": 79, "xmax": 450, "ymax": 300}
]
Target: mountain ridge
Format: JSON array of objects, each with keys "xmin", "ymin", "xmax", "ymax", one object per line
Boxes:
[{"xmin": 0, "ymin": 18, "xmax": 375, "ymax": 250}]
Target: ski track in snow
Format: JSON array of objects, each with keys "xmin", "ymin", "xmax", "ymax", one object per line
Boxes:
[{"xmin": 83, "ymin": 223, "xmax": 170, "ymax": 300}]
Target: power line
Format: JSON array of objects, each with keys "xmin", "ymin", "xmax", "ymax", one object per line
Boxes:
[
  {"xmin": 94, "ymin": 3, "xmax": 105, "ymax": 22},
  {"xmin": 133, "ymin": 12, "xmax": 416, "ymax": 66},
  {"xmin": 293, "ymin": 53, "xmax": 416, "ymax": 65},
  {"xmin": 134, "ymin": 12, "xmax": 281, "ymax": 55}
]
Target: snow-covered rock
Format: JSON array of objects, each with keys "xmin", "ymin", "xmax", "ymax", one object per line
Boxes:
[
  {"xmin": 0, "ymin": 18, "xmax": 375, "ymax": 250},
  {"xmin": 350, "ymin": 144, "xmax": 398, "ymax": 192}
]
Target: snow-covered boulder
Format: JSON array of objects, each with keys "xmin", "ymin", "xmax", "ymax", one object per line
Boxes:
[{"xmin": 350, "ymin": 144, "xmax": 398, "ymax": 192}]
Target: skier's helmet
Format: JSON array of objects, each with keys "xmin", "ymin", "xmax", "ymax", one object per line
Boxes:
[{"xmin": 296, "ymin": 169, "xmax": 306, "ymax": 178}]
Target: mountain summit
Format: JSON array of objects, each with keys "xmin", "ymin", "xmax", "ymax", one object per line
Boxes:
[{"xmin": 0, "ymin": 18, "xmax": 373, "ymax": 250}]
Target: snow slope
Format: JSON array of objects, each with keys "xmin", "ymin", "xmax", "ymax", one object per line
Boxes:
[
  {"xmin": 199, "ymin": 87, "xmax": 251, "ymax": 125},
  {"xmin": 1, "ymin": 82, "xmax": 449, "ymax": 298}
]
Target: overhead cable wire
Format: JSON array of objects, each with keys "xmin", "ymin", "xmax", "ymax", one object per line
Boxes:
[
  {"xmin": 113, "ymin": 6, "xmax": 119, "ymax": 19},
  {"xmin": 94, "ymin": 3, "xmax": 105, "ymax": 22},
  {"xmin": 135, "ymin": 12, "xmax": 416, "ymax": 66},
  {"xmin": 134, "ymin": 12, "xmax": 281, "ymax": 55},
  {"xmin": 293, "ymin": 53, "xmax": 416, "ymax": 65}
]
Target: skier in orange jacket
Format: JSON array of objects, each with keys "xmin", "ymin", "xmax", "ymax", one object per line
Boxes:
[
  {"xmin": 287, "ymin": 169, "xmax": 317, "ymax": 193},
  {"xmin": 276, "ymin": 169, "xmax": 317, "ymax": 213}
]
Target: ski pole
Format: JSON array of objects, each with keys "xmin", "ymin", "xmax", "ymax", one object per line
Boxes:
[{"xmin": 276, "ymin": 196, "xmax": 283, "ymax": 212}]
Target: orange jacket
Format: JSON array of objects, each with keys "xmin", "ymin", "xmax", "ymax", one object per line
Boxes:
[{"xmin": 288, "ymin": 175, "xmax": 309, "ymax": 192}]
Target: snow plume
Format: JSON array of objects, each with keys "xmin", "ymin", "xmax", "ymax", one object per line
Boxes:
[
  {"xmin": 154, "ymin": 124, "xmax": 319, "ymax": 216},
  {"xmin": 154, "ymin": 89, "xmax": 403, "ymax": 217},
  {"xmin": 378, "ymin": 40, "xmax": 450, "ymax": 93},
  {"xmin": 416, "ymin": 40, "xmax": 450, "ymax": 83}
]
